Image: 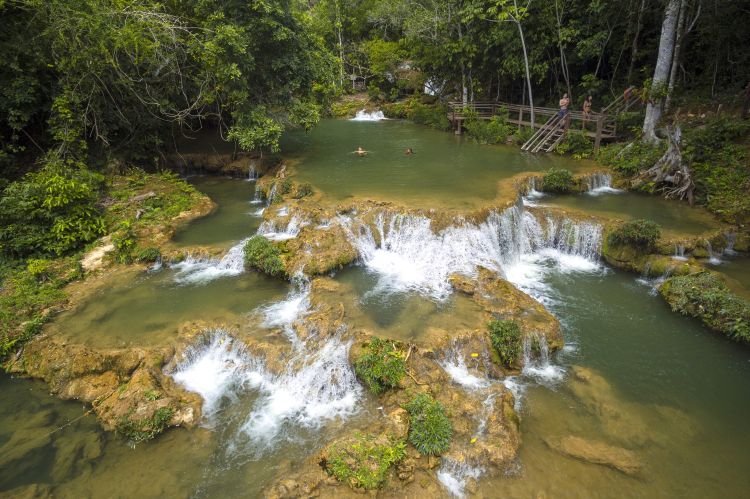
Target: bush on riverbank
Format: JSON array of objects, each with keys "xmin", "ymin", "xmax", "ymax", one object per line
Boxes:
[
  {"xmin": 541, "ymin": 168, "xmax": 575, "ymax": 193},
  {"xmin": 555, "ymin": 130, "xmax": 594, "ymax": 158},
  {"xmin": 659, "ymin": 272, "xmax": 750, "ymax": 343},
  {"xmin": 488, "ymin": 319, "xmax": 522, "ymax": 368},
  {"xmin": 381, "ymin": 98, "xmax": 450, "ymax": 131},
  {"xmin": 598, "ymin": 141, "xmax": 665, "ymax": 176},
  {"xmin": 607, "ymin": 219, "xmax": 661, "ymax": 251},
  {"xmin": 404, "ymin": 393, "xmax": 452, "ymax": 455},
  {"xmin": 465, "ymin": 111, "xmax": 514, "ymax": 145},
  {"xmin": 326, "ymin": 433, "xmax": 407, "ymax": 490},
  {"xmin": 354, "ymin": 338, "xmax": 406, "ymax": 394},
  {"xmin": 243, "ymin": 236, "xmax": 286, "ymax": 277}
]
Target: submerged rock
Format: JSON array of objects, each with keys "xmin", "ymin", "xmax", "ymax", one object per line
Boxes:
[{"xmin": 545, "ymin": 435, "xmax": 642, "ymax": 476}]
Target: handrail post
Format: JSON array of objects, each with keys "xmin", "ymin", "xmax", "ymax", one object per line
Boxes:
[{"xmin": 594, "ymin": 115, "xmax": 604, "ymax": 154}]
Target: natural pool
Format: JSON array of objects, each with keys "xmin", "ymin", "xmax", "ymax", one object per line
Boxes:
[
  {"xmin": 282, "ymin": 118, "xmax": 589, "ymax": 208},
  {"xmin": 3, "ymin": 119, "xmax": 749, "ymax": 498}
]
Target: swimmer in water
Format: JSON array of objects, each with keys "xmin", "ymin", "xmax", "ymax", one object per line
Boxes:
[
  {"xmin": 405, "ymin": 148, "xmax": 414, "ymax": 155},
  {"xmin": 354, "ymin": 147, "xmax": 368, "ymax": 156}
]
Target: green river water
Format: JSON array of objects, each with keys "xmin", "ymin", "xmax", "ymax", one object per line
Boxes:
[{"xmin": 2, "ymin": 119, "xmax": 749, "ymax": 498}]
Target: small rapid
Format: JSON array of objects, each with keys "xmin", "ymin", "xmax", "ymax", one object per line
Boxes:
[
  {"xmin": 258, "ymin": 215, "xmax": 307, "ymax": 241},
  {"xmin": 586, "ymin": 172, "xmax": 622, "ymax": 195},
  {"xmin": 171, "ymin": 238, "xmax": 248, "ymax": 284},
  {"xmin": 350, "ymin": 109, "xmax": 386, "ymax": 121}
]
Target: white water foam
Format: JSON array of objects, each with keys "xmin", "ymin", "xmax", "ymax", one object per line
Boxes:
[
  {"xmin": 172, "ymin": 332, "xmax": 252, "ymax": 419},
  {"xmin": 437, "ymin": 458, "xmax": 484, "ymax": 498},
  {"xmin": 171, "ymin": 238, "xmax": 247, "ymax": 284},
  {"xmin": 586, "ymin": 172, "xmax": 623, "ymax": 196},
  {"xmin": 172, "ymin": 331, "xmax": 362, "ymax": 453},
  {"xmin": 439, "ymin": 349, "xmax": 489, "ymax": 390},
  {"xmin": 521, "ymin": 334, "xmax": 565, "ymax": 384},
  {"xmin": 522, "ymin": 177, "xmax": 547, "ymax": 207},
  {"xmin": 258, "ymin": 280, "xmax": 311, "ymax": 343},
  {"xmin": 258, "ymin": 215, "xmax": 307, "ymax": 241},
  {"xmin": 350, "ymin": 109, "xmax": 386, "ymax": 121},
  {"xmin": 342, "ymin": 204, "xmax": 603, "ymax": 302}
]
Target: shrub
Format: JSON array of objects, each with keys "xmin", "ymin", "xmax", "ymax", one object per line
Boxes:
[
  {"xmin": 541, "ymin": 168, "xmax": 575, "ymax": 193},
  {"xmin": 555, "ymin": 130, "xmax": 593, "ymax": 158},
  {"xmin": 0, "ymin": 157, "xmax": 106, "ymax": 258},
  {"xmin": 465, "ymin": 112, "xmax": 513, "ymax": 145},
  {"xmin": 488, "ymin": 319, "xmax": 522, "ymax": 368},
  {"xmin": 404, "ymin": 393, "xmax": 452, "ymax": 455},
  {"xmin": 354, "ymin": 338, "xmax": 406, "ymax": 394},
  {"xmin": 597, "ymin": 140, "xmax": 665, "ymax": 176},
  {"xmin": 136, "ymin": 247, "xmax": 161, "ymax": 263},
  {"xmin": 326, "ymin": 433, "xmax": 406, "ymax": 490},
  {"xmin": 512, "ymin": 126, "xmax": 535, "ymax": 145},
  {"xmin": 116, "ymin": 407, "xmax": 174, "ymax": 443},
  {"xmin": 607, "ymin": 219, "xmax": 661, "ymax": 250},
  {"xmin": 409, "ymin": 102, "xmax": 450, "ymax": 131},
  {"xmin": 243, "ymin": 235, "xmax": 285, "ymax": 277},
  {"xmin": 112, "ymin": 221, "xmax": 137, "ymax": 264},
  {"xmin": 293, "ymin": 182, "xmax": 314, "ymax": 199},
  {"xmin": 660, "ymin": 272, "xmax": 750, "ymax": 343}
]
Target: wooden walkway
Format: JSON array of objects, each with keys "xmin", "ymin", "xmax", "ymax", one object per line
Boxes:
[{"xmin": 447, "ymin": 87, "xmax": 641, "ymax": 153}]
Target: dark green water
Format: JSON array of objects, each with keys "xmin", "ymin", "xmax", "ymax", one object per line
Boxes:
[
  {"xmin": 545, "ymin": 191, "xmax": 718, "ymax": 236},
  {"xmin": 282, "ymin": 119, "xmax": 588, "ymax": 208}
]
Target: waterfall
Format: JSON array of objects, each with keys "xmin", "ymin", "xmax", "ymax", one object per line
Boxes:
[
  {"xmin": 586, "ymin": 172, "xmax": 622, "ymax": 195},
  {"xmin": 341, "ymin": 203, "xmax": 602, "ymax": 302},
  {"xmin": 724, "ymin": 233, "xmax": 737, "ymax": 256},
  {"xmin": 257, "ymin": 215, "xmax": 307, "ymax": 241},
  {"xmin": 521, "ymin": 333, "xmax": 564, "ymax": 384},
  {"xmin": 437, "ymin": 458, "xmax": 484, "ymax": 498},
  {"xmin": 246, "ymin": 162, "xmax": 258, "ymax": 182},
  {"xmin": 350, "ymin": 109, "xmax": 386, "ymax": 121},
  {"xmin": 706, "ymin": 241, "xmax": 722, "ymax": 265},
  {"xmin": 171, "ymin": 238, "xmax": 248, "ymax": 284},
  {"xmin": 672, "ymin": 243, "xmax": 687, "ymax": 261},
  {"xmin": 250, "ymin": 184, "xmax": 265, "ymax": 216},
  {"xmin": 265, "ymin": 183, "xmax": 277, "ymax": 208},
  {"xmin": 522, "ymin": 177, "xmax": 546, "ymax": 206},
  {"xmin": 257, "ymin": 277, "xmax": 311, "ymax": 344},
  {"xmin": 171, "ymin": 330, "xmax": 362, "ymax": 453},
  {"xmin": 439, "ymin": 347, "xmax": 489, "ymax": 391}
]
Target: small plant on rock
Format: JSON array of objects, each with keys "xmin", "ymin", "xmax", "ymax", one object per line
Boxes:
[
  {"xmin": 326, "ymin": 433, "xmax": 407, "ymax": 490},
  {"xmin": 404, "ymin": 393, "xmax": 452, "ymax": 455},
  {"xmin": 243, "ymin": 235, "xmax": 285, "ymax": 277},
  {"xmin": 135, "ymin": 247, "xmax": 161, "ymax": 263},
  {"xmin": 607, "ymin": 219, "xmax": 661, "ymax": 251},
  {"xmin": 354, "ymin": 337, "xmax": 406, "ymax": 394},
  {"xmin": 116, "ymin": 406, "xmax": 174, "ymax": 443},
  {"xmin": 488, "ymin": 319, "xmax": 522, "ymax": 368}
]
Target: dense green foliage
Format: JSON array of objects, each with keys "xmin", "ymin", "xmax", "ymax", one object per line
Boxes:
[
  {"xmin": 243, "ymin": 236, "xmax": 286, "ymax": 277},
  {"xmin": 541, "ymin": 168, "xmax": 575, "ymax": 193},
  {"xmin": 488, "ymin": 319, "xmax": 522, "ymax": 368},
  {"xmin": 465, "ymin": 111, "xmax": 514, "ymax": 145},
  {"xmin": 0, "ymin": 258, "xmax": 80, "ymax": 357},
  {"xmin": 326, "ymin": 433, "xmax": 406, "ymax": 490},
  {"xmin": 660, "ymin": 272, "xmax": 750, "ymax": 344},
  {"xmin": 598, "ymin": 141, "xmax": 666, "ymax": 176},
  {"xmin": 404, "ymin": 393, "xmax": 452, "ymax": 456},
  {"xmin": 116, "ymin": 407, "xmax": 175, "ymax": 444},
  {"xmin": 382, "ymin": 98, "xmax": 450, "ymax": 130},
  {"xmin": 354, "ymin": 338, "xmax": 406, "ymax": 394},
  {"xmin": 607, "ymin": 219, "xmax": 661, "ymax": 251},
  {"xmin": 555, "ymin": 130, "xmax": 593, "ymax": 158}
]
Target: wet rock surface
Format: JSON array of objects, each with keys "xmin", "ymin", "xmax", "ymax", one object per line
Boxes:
[{"xmin": 545, "ymin": 435, "xmax": 642, "ymax": 476}]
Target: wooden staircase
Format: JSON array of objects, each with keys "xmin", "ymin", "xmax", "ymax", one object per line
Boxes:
[{"xmin": 521, "ymin": 114, "xmax": 567, "ymax": 153}]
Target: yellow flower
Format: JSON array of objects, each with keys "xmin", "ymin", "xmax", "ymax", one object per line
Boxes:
[{"xmin": 470, "ymin": 352, "xmax": 479, "ymax": 358}]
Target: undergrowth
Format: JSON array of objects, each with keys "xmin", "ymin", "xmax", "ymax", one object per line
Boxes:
[
  {"xmin": 488, "ymin": 319, "xmax": 522, "ymax": 368},
  {"xmin": 404, "ymin": 393, "xmax": 452, "ymax": 455},
  {"xmin": 326, "ymin": 433, "xmax": 406, "ymax": 490},
  {"xmin": 354, "ymin": 337, "xmax": 406, "ymax": 394}
]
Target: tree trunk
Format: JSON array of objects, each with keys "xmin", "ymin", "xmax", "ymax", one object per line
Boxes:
[
  {"xmin": 665, "ymin": 0, "xmax": 687, "ymax": 112},
  {"xmin": 642, "ymin": 0, "xmax": 680, "ymax": 142},
  {"xmin": 555, "ymin": 0, "xmax": 572, "ymax": 99},
  {"xmin": 627, "ymin": 0, "xmax": 646, "ymax": 84},
  {"xmin": 514, "ymin": 0, "xmax": 535, "ymax": 129}
]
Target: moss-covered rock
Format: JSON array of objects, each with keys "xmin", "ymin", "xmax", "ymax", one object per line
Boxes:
[{"xmin": 659, "ymin": 271, "xmax": 750, "ymax": 343}]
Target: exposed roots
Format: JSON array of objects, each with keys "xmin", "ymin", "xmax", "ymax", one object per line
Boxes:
[{"xmin": 635, "ymin": 127, "xmax": 695, "ymax": 204}]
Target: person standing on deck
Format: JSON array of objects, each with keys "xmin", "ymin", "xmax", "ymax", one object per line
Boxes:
[
  {"xmin": 558, "ymin": 93, "xmax": 571, "ymax": 129},
  {"xmin": 582, "ymin": 95, "xmax": 593, "ymax": 129}
]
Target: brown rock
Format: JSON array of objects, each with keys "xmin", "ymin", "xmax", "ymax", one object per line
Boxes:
[{"xmin": 546, "ymin": 435, "xmax": 642, "ymax": 476}]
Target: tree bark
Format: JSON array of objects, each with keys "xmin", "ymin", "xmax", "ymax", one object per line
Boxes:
[
  {"xmin": 627, "ymin": 0, "xmax": 646, "ymax": 84},
  {"xmin": 514, "ymin": 0, "xmax": 535, "ymax": 128},
  {"xmin": 555, "ymin": 0, "xmax": 572, "ymax": 99},
  {"xmin": 665, "ymin": 0, "xmax": 687, "ymax": 112},
  {"xmin": 642, "ymin": 0, "xmax": 680, "ymax": 142}
]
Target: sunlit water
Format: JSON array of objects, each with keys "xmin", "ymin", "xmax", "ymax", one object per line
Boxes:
[
  {"xmin": 3, "ymin": 121, "xmax": 749, "ymax": 498},
  {"xmin": 282, "ymin": 119, "xmax": 589, "ymax": 209}
]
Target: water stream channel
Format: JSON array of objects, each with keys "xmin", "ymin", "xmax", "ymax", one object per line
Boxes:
[{"xmin": 2, "ymin": 118, "xmax": 749, "ymax": 498}]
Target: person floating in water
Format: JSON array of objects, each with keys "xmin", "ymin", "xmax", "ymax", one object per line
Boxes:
[
  {"xmin": 405, "ymin": 148, "xmax": 414, "ymax": 155},
  {"xmin": 354, "ymin": 147, "xmax": 368, "ymax": 156}
]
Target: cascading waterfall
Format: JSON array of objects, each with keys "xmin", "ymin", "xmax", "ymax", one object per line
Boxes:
[
  {"xmin": 257, "ymin": 215, "xmax": 307, "ymax": 241},
  {"xmin": 522, "ymin": 177, "xmax": 546, "ymax": 206},
  {"xmin": 437, "ymin": 458, "xmax": 485, "ymax": 498},
  {"xmin": 246, "ymin": 162, "xmax": 258, "ymax": 182},
  {"xmin": 586, "ymin": 172, "xmax": 622, "ymax": 195},
  {"xmin": 706, "ymin": 241, "xmax": 722, "ymax": 265},
  {"xmin": 250, "ymin": 184, "xmax": 265, "ymax": 216},
  {"xmin": 257, "ymin": 277, "xmax": 311, "ymax": 344},
  {"xmin": 724, "ymin": 233, "xmax": 737, "ymax": 256},
  {"xmin": 171, "ymin": 238, "xmax": 248, "ymax": 284},
  {"xmin": 171, "ymin": 329, "xmax": 362, "ymax": 454},
  {"xmin": 673, "ymin": 243, "xmax": 687, "ymax": 261},
  {"xmin": 521, "ymin": 333, "xmax": 564, "ymax": 383},
  {"xmin": 341, "ymin": 203, "xmax": 603, "ymax": 302},
  {"xmin": 266, "ymin": 183, "xmax": 277, "ymax": 208},
  {"xmin": 350, "ymin": 109, "xmax": 386, "ymax": 121},
  {"xmin": 439, "ymin": 347, "xmax": 490, "ymax": 391}
]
